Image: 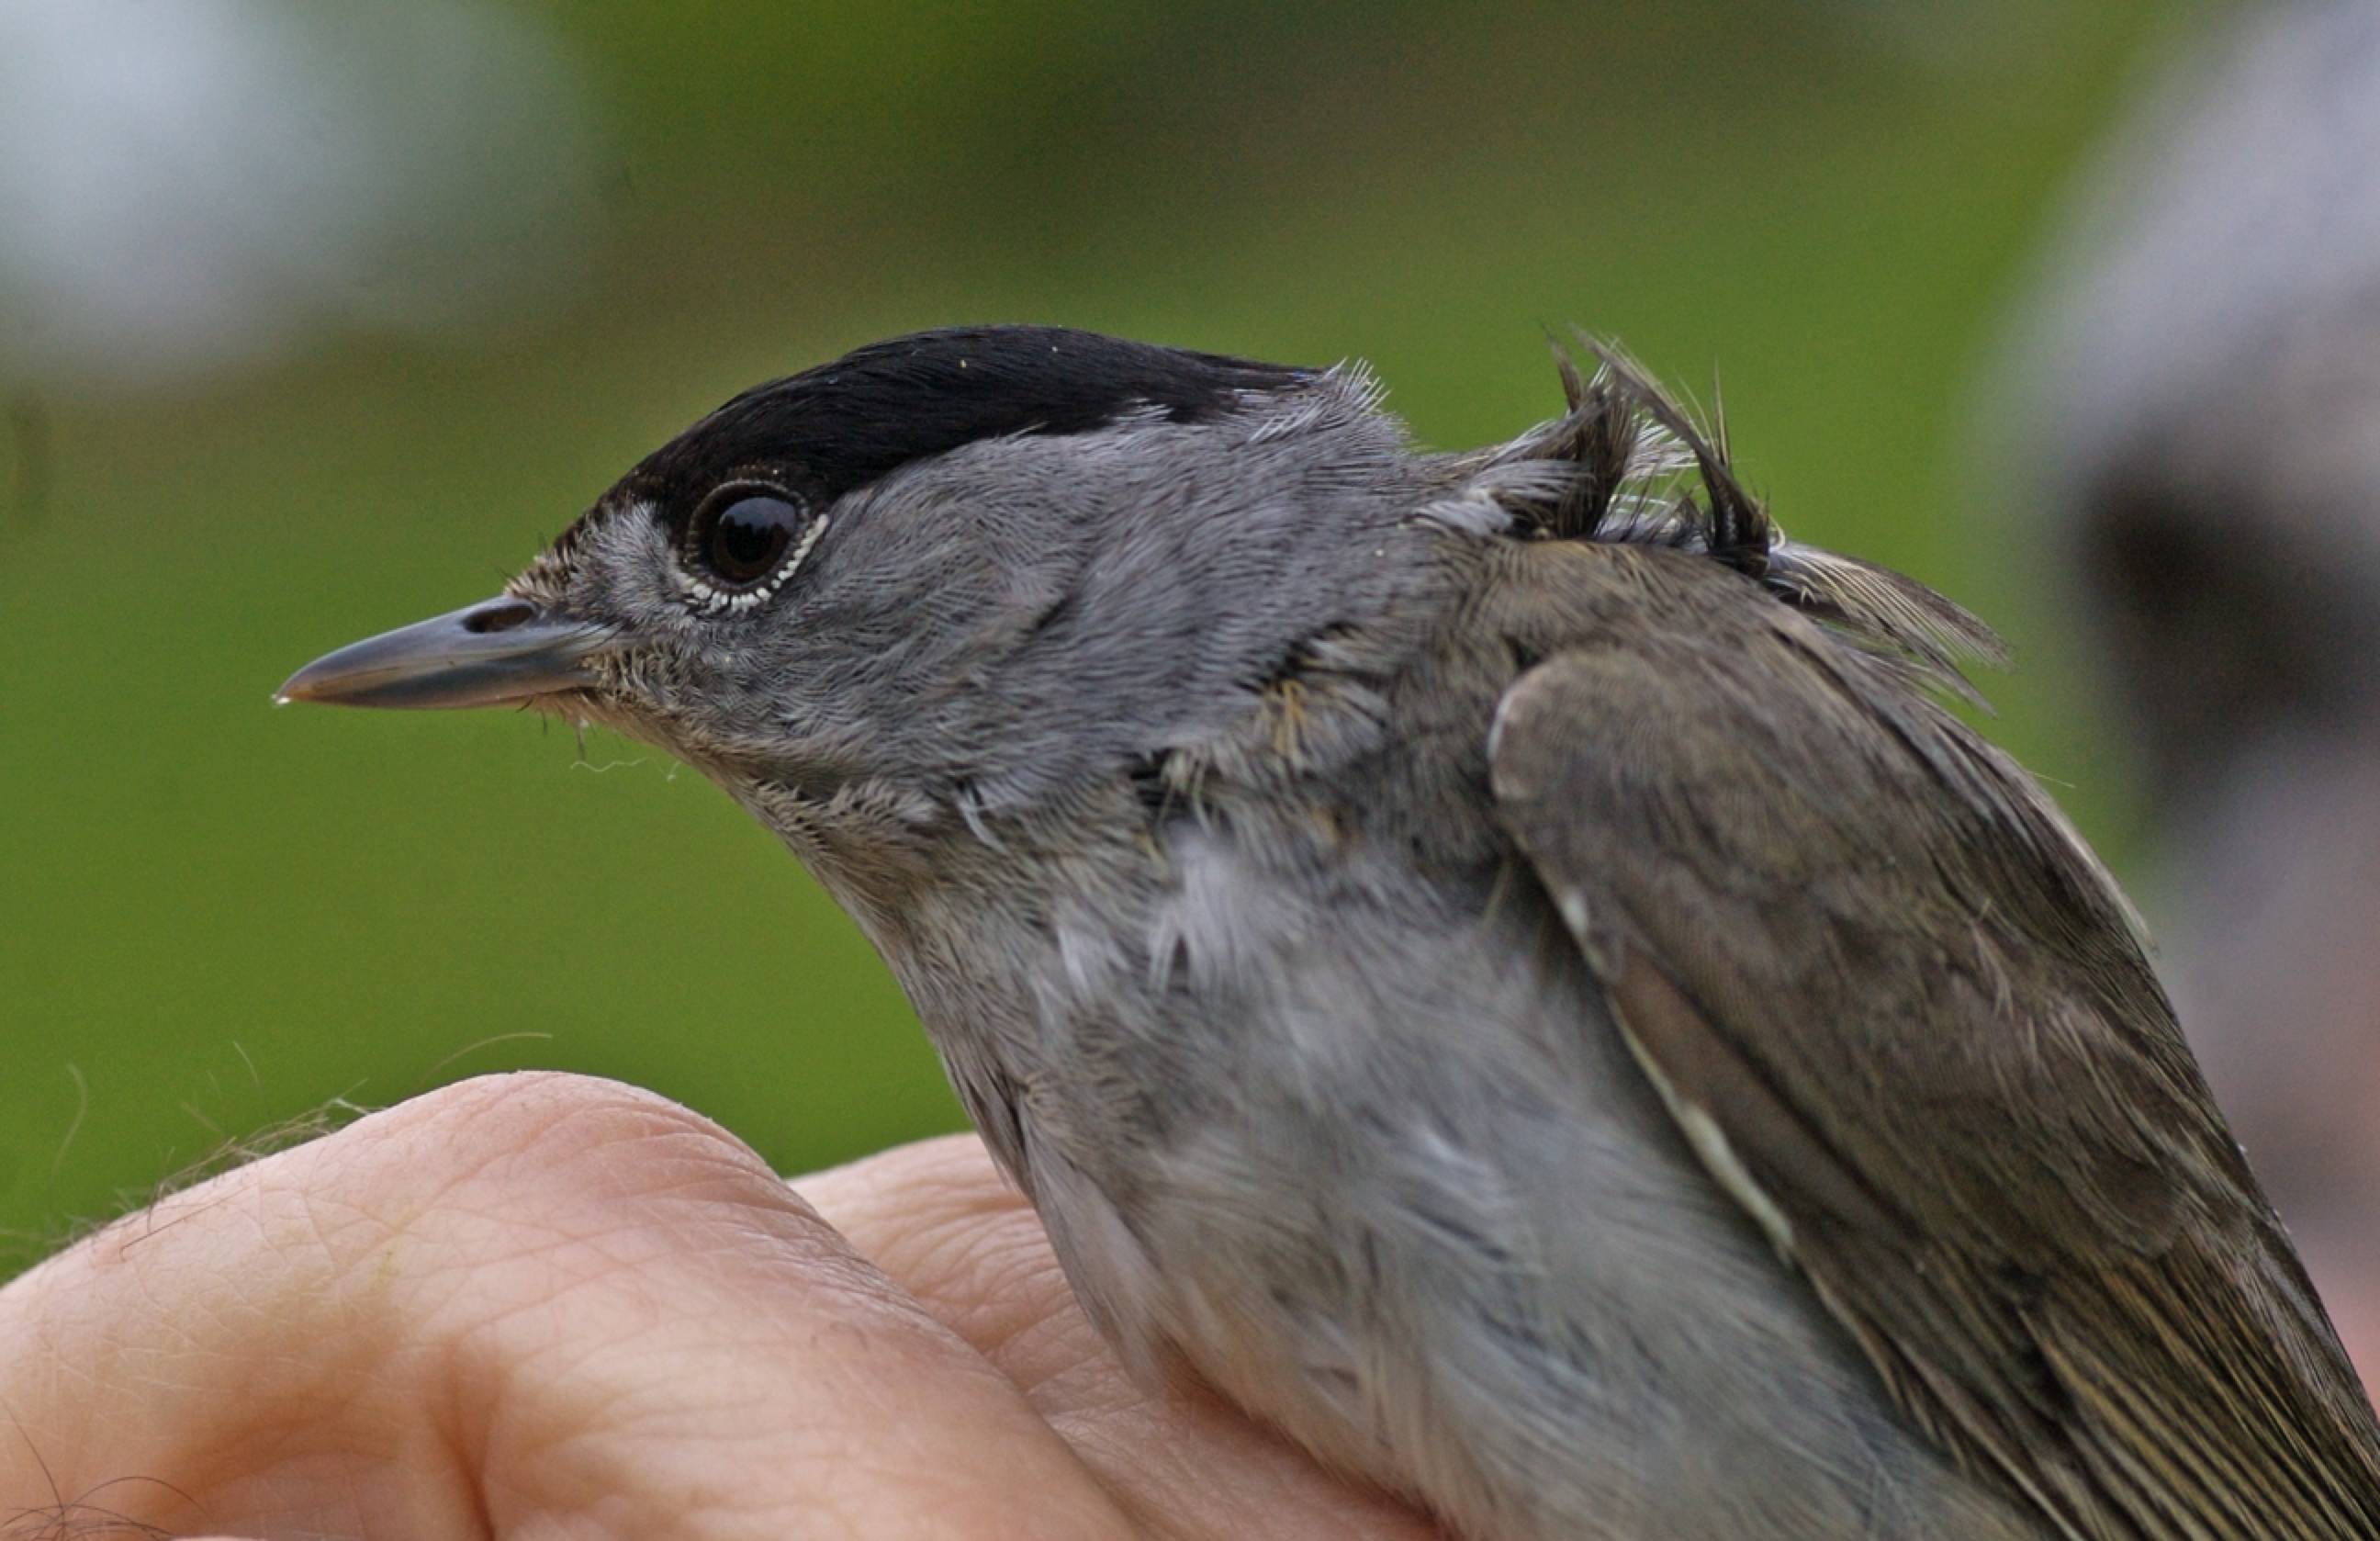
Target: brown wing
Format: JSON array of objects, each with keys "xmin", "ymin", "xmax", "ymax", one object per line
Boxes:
[{"xmin": 1486, "ymin": 549, "xmax": 2380, "ymax": 1540}]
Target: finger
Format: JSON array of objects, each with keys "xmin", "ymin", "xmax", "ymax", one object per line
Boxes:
[
  {"xmin": 1, "ymin": 1074, "xmax": 1141, "ymax": 1541},
  {"xmin": 799, "ymin": 1136, "xmax": 1445, "ymax": 1541}
]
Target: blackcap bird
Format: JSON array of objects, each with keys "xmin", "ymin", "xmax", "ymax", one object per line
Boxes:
[{"xmin": 281, "ymin": 327, "xmax": 2380, "ymax": 1539}]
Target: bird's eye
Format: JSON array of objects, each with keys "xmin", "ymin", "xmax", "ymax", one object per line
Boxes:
[{"xmin": 690, "ymin": 490, "xmax": 806, "ymax": 591}]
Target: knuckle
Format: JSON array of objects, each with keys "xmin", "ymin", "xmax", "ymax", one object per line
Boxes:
[
  {"xmin": 357, "ymin": 1071, "xmax": 775, "ymax": 1203},
  {"xmin": 203, "ymin": 1072, "xmax": 815, "ymax": 1310}
]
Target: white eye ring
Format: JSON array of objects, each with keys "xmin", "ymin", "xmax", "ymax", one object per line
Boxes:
[{"xmin": 680, "ymin": 500, "xmax": 829, "ymax": 616}]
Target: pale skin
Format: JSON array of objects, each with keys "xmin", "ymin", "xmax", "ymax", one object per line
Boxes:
[{"xmin": 0, "ymin": 1073, "xmax": 1443, "ymax": 1541}]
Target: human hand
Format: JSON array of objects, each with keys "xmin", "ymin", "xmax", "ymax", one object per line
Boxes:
[{"xmin": 0, "ymin": 1073, "xmax": 1443, "ymax": 1540}]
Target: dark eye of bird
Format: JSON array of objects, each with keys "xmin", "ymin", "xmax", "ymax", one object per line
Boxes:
[{"xmin": 692, "ymin": 490, "xmax": 804, "ymax": 591}]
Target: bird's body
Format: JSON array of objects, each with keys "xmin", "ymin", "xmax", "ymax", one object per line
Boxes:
[
  {"xmin": 754, "ymin": 404, "xmax": 2029, "ymax": 1536},
  {"xmin": 878, "ymin": 669, "xmax": 2048, "ymax": 1540},
  {"xmin": 283, "ymin": 326, "xmax": 2380, "ymax": 1538}
]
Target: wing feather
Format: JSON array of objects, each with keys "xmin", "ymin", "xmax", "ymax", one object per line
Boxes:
[{"xmin": 1486, "ymin": 557, "xmax": 2380, "ymax": 1539}]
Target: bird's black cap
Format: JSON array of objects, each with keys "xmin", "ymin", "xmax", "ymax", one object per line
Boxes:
[{"xmin": 591, "ymin": 325, "xmax": 1314, "ymax": 546}]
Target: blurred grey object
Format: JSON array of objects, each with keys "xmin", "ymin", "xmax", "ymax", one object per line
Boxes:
[
  {"xmin": 0, "ymin": 0, "xmax": 600, "ymax": 392},
  {"xmin": 2001, "ymin": 0, "xmax": 2380, "ymax": 1372}
]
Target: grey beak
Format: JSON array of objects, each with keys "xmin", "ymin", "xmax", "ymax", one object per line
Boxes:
[{"xmin": 276, "ymin": 596, "xmax": 612, "ymax": 710}]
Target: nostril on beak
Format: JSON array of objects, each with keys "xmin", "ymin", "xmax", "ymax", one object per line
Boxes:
[{"xmin": 461, "ymin": 599, "xmax": 538, "ymax": 636}]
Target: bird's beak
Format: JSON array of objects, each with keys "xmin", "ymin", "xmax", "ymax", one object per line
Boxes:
[{"xmin": 276, "ymin": 596, "xmax": 613, "ymax": 710}]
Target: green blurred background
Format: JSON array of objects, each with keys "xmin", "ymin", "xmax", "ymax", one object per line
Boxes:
[{"xmin": 0, "ymin": 0, "xmax": 2198, "ymax": 1266}]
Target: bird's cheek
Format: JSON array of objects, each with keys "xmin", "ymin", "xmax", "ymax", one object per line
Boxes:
[{"xmin": 542, "ymin": 653, "xmax": 672, "ymax": 742}]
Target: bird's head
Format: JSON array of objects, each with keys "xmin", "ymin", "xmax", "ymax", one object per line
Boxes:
[{"xmin": 280, "ymin": 325, "xmax": 1413, "ymax": 905}]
